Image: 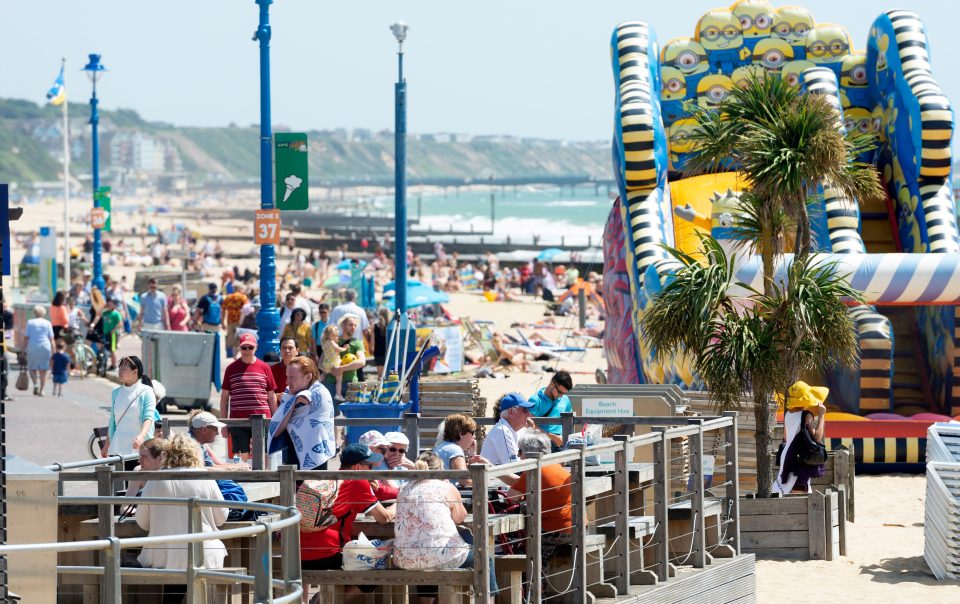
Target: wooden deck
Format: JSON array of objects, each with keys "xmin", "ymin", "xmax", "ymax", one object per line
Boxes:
[{"xmin": 598, "ymin": 555, "xmax": 756, "ymax": 604}]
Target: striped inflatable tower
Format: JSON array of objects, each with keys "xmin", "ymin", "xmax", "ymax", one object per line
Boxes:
[{"xmin": 802, "ymin": 66, "xmax": 894, "ymax": 413}]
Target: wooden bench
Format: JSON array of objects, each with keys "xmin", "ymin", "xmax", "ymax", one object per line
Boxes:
[
  {"xmin": 596, "ymin": 516, "xmax": 659, "ymax": 586},
  {"xmin": 303, "ymin": 568, "xmax": 474, "ymax": 604},
  {"xmin": 667, "ymin": 498, "xmax": 723, "ymax": 563},
  {"xmin": 60, "ymin": 566, "xmax": 247, "ymax": 603}
]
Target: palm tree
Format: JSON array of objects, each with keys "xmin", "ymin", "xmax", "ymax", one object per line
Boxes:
[{"xmin": 642, "ymin": 75, "xmax": 882, "ymax": 496}]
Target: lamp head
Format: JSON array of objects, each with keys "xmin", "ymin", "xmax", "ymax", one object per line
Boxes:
[
  {"xmin": 82, "ymin": 54, "xmax": 107, "ymax": 84},
  {"xmin": 390, "ymin": 22, "xmax": 409, "ymax": 44}
]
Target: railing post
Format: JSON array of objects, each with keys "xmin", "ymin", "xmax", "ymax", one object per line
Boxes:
[
  {"xmin": 688, "ymin": 419, "xmax": 706, "ymax": 568},
  {"xmin": 723, "ymin": 411, "xmax": 741, "ymax": 554},
  {"xmin": 102, "ymin": 536, "xmax": 121, "ymax": 604},
  {"xmin": 652, "ymin": 427, "xmax": 670, "ymax": 582},
  {"xmin": 162, "ymin": 417, "xmax": 171, "ymax": 439},
  {"xmin": 526, "ymin": 452, "xmax": 543, "ymax": 603},
  {"xmin": 251, "ymin": 414, "xmax": 266, "ymax": 470},
  {"xmin": 96, "ymin": 465, "xmax": 115, "ymax": 577},
  {"xmin": 404, "ymin": 412, "xmax": 420, "ymax": 461},
  {"xmin": 254, "ymin": 520, "xmax": 273, "ymax": 603},
  {"xmin": 569, "ymin": 442, "xmax": 588, "ymax": 597},
  {"xmin": 560, "ymin": 411, "xmax": 575, "ymax": 447},
  {"xmin": 470, "ymin": 463, "xmax": 491, "ymax": 602},
  {"xmin": 279, "ymin": 465, "xmax": 302, "ymax": 593},
  {"xmin": 185, "ymin": 497, "xmax": 206, "ymax": 603},
  {"xmin": 612, "ymin": 434, "xmax": 631, "ymax": 594}
]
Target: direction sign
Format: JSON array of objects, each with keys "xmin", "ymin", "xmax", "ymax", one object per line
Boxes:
[
  {"xmin": 254, "ymin": 209, "xmax": 281, "ymax": 245},
  {"xmin": 275, "ymin": 132, "xmax": 308, "ymax": 211},
  {"xmin": 94, "ymin": 186, "xmax": 112, "ymax": 231}
]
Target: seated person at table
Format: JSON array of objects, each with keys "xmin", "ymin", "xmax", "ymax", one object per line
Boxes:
[
  {"xmin": 359, "ymin": 430, "xmax": 392, "ymax": 470},
  {"xmin": 394, "ymin": 451, "xmax": 497, "ymax": 603},
  {"xmin": 383, "ymin": 431, "xmax": 417, "ymax": 470},
  {"xmin": 527, "ymin": 370, "xmax": 573, "ymax": 450},
  {"xmin": 124, "ymin": 437, "xmax": 167, "ymax": 498},
  {"xmin": 479, "ymin": 393, "xmax": 535, "ymax": 466},
  {"xmin": 506, "ymin": 432, "xmax": 572, "ymax": 565},
  {"xmin": 433, "ymin": 413, "xmax": 478, "ymax": 487},
  {"xmin": 187, "ymin": 410, "xmax": 257, "ymax": 521},
  {"xmin": 136, "ymin": 435, "xmax": 227, "ymax": 601},
  {"xmin": 300, "ymin": 444, "xmax": 398, "ymax": 602}
]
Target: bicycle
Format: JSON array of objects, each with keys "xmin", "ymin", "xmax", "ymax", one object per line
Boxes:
[
  {"xmin": 87, "ymin": 426, "xmax": 108, "ymax": 459},
  {"xmin": 71, "ymin": 340, "xmax": 97, "ymax": 378}
]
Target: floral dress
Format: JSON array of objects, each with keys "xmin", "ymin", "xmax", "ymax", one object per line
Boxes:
[{"xmin": 393, "ymin": 479, "xmax": 469, "ymax": 569}]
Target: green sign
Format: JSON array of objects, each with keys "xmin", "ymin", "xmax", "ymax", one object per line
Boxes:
[
  {"xmin": 94, "ymin": 186, "xmax": 112, "ymax": 231},
  {"xmin": 275, "ymin": 132, "xmax": 309, "ymax": 211}
]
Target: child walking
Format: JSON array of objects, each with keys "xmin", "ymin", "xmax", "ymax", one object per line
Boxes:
[
  {"xmin": 319, "ymin": 324, "xmax": 347, "ymax": 402},
  {"xmin": 51, "ymin": 340, "xmax": 71, "ymax": 397}
]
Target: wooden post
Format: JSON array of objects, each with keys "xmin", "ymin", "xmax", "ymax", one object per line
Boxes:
[
  {"xmin": 102, "ymin": 536, "xmax": 121, "ymax": 604},
  {"xmin": 162, "ymin": 417, "xmax": 171, "ymax": 439},
  {"xmin": 568, "ymin": 443, "xmax": 588, "ymax": 596},
  {"xmin": 652, "ymin": 428, "xmax": 670, "ymax": 581},
  {"xmin": 253, "ymin": 519, "xmax": 273, "ymax": 602},
  {"xmin": 279, "ymin": 465, "xmax": 302, "ymax": 591},
  {"xmin": 96, "ymin": 465, "xmax": 114, "ymax": 576},
  {"xmin": 526, "ymin": 453, "xmax": 543, "ymax": 603},
  {"xmin": 470, "ymin": 463, "xmax": 491, "ymax": 602},
  {"xmin": 560, "ymin": 412, "xmax": 575, "ymax": 447},
  {"xmin": 185, "ymin": 497, "xmax": 204, "ymax": 603},
  {"xmin": 612, "ymin": 434, "xmax": 631, "ymax": 593},
  {"xmin": 688, "ymin": 419, "xmax": 706, "ymax": 568},
  {"xmin": 251, "ymin": 414, "xmax": 266, "ymax": 470},
  {"xmin": 808, "ymin": 490, "xmax": 826, "ymax": 560},
  {"xmin": 405, "ymin": 412, "xmax": 420, "ymax": 460},
  {"xmin": 722, "ymin": 411, "xmax": 741, "ymax": 554}
]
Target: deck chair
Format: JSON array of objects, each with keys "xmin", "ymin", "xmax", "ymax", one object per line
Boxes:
[{"xmin": 513, "ymin": 328, "xmax": 587, "ymax": 362}]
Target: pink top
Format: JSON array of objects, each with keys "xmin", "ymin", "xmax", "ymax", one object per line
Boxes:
[{"xmin": 168, "ymin": 299, "xmax": 189, "ymax": 331}]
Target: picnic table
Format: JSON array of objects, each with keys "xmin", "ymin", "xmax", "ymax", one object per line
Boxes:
[{"xmin": 352, "ymin": 512, "xmax": 526, "ymax": 540}]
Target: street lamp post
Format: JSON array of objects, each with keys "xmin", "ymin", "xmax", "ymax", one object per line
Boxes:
[
  {"xmin": 82, "ymin": 54, "xmax": 106, "ymax": 292},
  {"xmin": 391, "ymin": 21, "xmax": 408, "ymax": 317},
  {"xmin": 253, "ymin": 0, "xmax": 280, "ymax": 356}
]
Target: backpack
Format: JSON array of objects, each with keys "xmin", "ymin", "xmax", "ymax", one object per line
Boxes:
[
  {"xmin": 203, "ymin": 294, "xmax": 222, "ymax": 325},
  {"xmin": 296, "ymin": 479, "xmax": 345, "ymax": 533}
]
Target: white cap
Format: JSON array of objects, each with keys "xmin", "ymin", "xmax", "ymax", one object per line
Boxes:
[
  {"xmin": 190, "ymin": 411, "xmax": 226, "ymax": 429},
  {"xmin": 359, "ymin": 430, "xmax": 391, "ymax": 448},
  {"xmin": 384, "ymin": 431, "xmax": 409, "ymax": 446}
]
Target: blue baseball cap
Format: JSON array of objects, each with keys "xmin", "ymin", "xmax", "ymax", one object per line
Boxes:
[
  {"xmin": 341, "ymin": 443, "xmax": 384, "ymax": 467},
  {"xmin": 500, "ymin": 393, "xmax": 535, "ymax": 412}
]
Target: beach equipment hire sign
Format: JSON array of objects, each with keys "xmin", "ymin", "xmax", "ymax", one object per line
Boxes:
[{"xmin": 275, "ymin": 132, "xmax": 308, "ymax": 211}]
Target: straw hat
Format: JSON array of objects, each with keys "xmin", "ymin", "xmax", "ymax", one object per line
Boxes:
[{"xmin": 777, "ymin": 381, "xmax": 829, "ymax": 412}]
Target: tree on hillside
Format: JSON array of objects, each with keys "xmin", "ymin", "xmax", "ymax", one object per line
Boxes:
[{"xmin": 641, "ymin": 75, "xmax": 883, "ymax": 496}]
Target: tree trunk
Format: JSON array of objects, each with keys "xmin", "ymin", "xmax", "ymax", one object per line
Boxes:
[{"xmin": 753, "ymin": 389, "xmax": 774, "ymax": 497}]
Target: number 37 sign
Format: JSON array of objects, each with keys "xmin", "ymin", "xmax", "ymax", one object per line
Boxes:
[{"xmin": 254, "ymin": 209, "xmax": 281, "ymax": 245}]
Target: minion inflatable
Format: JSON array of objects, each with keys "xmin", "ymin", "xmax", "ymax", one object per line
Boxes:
[{"xmin": 605, "ymin": 5, "xmax": 959, "ymax": 471}]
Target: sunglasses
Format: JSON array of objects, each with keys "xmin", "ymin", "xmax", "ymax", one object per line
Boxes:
[
  {"xmin": 239, "ymin": 345, "xmax": 256, "ymax": 351},
  {"xmin": 389, "ymin": 447, "xmax": 407, "ymax": 454}
]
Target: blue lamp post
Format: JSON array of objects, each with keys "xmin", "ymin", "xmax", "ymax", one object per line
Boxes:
[
  {"xmin": 253, "ymin": 0, "xmax": 280, "ymax": 357},
  {"xmin": 391, "ymin": 22, "xmax": 409, "ymax": 317},
  {"xmin": 82, "ymin": 54, "xmax": 106, "ymax": 292}
]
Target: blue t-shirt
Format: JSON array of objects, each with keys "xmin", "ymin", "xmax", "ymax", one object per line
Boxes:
[
  {"xmin": 528, "ymin": 388, "xmax": 572, "ymax": 437},
  {"xmin": 139, "ymin": 291, "xmax": 167, "ymax": 324},
  {"xmin": 434, "ymin": 440, "xmax": 466, "ymax": 470},
  {"xmin": 51, "ymin": 352, "xmax": 70, "ymax": 375}
]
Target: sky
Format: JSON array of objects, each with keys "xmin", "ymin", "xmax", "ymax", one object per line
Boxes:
[{"xmin": 2, "ymin": 0, "xmax": 959, "ymax": 144}]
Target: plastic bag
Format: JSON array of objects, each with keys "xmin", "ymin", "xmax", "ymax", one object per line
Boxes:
[
  {"xmin": 565, "ymin": 424, "xmax": 603, "ymax": 465},
  {"xmin": 342, "ymin": 532, "xmax": 393, "ymax": 570}
]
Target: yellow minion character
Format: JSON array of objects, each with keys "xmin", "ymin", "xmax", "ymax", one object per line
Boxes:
[
  {"xmin": 843, "ymin": 107, "xmax": 874, "ymax": 135},
  {"xmin": 661, "ymin": 37, "xmax": 710, "ymax": 76},
  {"xmin": 669, "ymin": 118, "xmax": 698, "ymax": 154},
  {"xmin": 730, "ymin": 0, "xmax": 774, "ymax": 39},
  {"xmin": 772, "ymin": 5, "xmax": 815, "ymax": 46},
  {"xmin": 732, "ymin": 64, "xmax": 766, "ymax": 87},
  {"xmin": 781, "ymin": 59, "xmax": 816, "ymax": 87},
  {"xmin": 660, "ymin": 67, "xmax": 687, "ymax": 101},
  {"xmin": 753, "ymin": 38, "xmax": 794, "ymax": 72},
  {"xmin": 697, "ymin": 74, "xmax": 735, "ymax": 109},
  {"xmin": 806, "ymin": 23, "xmax": 852, "ymax": 64},
  {"xmin": 695, "ymin": 8, "xmax": 751, "ymax": 64},
  {"xmin": 875, "ymin": 33, "xmax": 889, "ymax": 73},
  {"xmin": 871, "ymin": 105, "xmax": 886, "ymax": 142},
  {"xmin": 840, "ymin": 52, "xmax": 867, "ymax": 88}
]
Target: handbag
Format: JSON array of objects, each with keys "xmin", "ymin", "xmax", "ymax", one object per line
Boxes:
[
  {"xmin": 796, "ymin": 418, "xmax": 827, "ymax": 466},
  {"xmin": 15, "ymin": 367, "xmax": 29, "ymax": 391}
]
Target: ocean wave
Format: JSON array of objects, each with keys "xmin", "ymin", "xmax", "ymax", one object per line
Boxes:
[
  {"xmin": 543, "ymin": 200, "xmax": 601, "ymax": 208},
  {"xmin": 415, "ymin": 214, "xmax": 604, "ymax": 246}
]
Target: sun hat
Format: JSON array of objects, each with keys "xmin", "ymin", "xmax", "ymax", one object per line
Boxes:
[
  {"xmin": 779, "ymin": 381, "xmax": 829, "ymax": 411},
  {"xmin": 358, "ymin": 430, "xmax": 391, "ymax": 449},
  {"xmin": 238, "ymin": 333, "xmax": 258, "ymax": 348},
  {"xmin": 383, "ymin": 431, "xmax": 410, "ymax": 446},
  {"xmin": 500, "ymin": 393, "xmax": 535, "ymax": 412},
  {"xmin": 340, "ymin": 443, "xmax": 383, "ymax": 467},
  {"xmin": 191, "ymin": 411, "xmax": 226, "ymax": 429}
]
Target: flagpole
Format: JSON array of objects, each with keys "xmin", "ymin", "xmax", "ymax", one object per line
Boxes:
[{"xmin": 61, "ymin": 57, "xmax": 71, "ymax": 289}]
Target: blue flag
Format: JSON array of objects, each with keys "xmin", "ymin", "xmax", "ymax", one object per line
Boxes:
[{"xmin": 46, "ymin": 63, "xmax": 66, "ymax": 106}]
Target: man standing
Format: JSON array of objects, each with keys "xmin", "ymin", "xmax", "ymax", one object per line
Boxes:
[
  {"xmin": 137, "ymin": 278, "xmax": 169, "ymax": 332},
  {"xmin": 528, "ymin": 370, "xmax": 574, "ymax": 450},
  {"xmin": 311, "ymin": 303, "xmax": 330, "ymax": 360},
  {"xmin": 271, "ymin": 337, "xmax": 299, "ymax": 395},
  {"xmin": 480, "ymin": 393, "xmax": 536, "ymax": 466},
  {"xmin": 323, "ymin": 315, "xmax": 366, "ymax": 403},
  {"xmin": 220, "ymin": 333, "xmax": 277, "ymax": 460},
  {"xmin": 221, "ymin": 284, "xmax": 248, "ymax": 358},
  {"xmin": 194, "ymin": 283, "xmax": 222, "ymax": 333},
  {"xmin": 328, "ymin": 289, "xmax": 370, "ymax": 334}
]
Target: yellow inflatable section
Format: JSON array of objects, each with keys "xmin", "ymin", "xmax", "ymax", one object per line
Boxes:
[{"xmin": 670, "ymin": 172, "xmax": 745, "ymax": 255}]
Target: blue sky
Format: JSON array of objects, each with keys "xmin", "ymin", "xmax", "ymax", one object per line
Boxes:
[{"xmin": 2, "ymin": 1, "xmax": 958, "ymax": 143}]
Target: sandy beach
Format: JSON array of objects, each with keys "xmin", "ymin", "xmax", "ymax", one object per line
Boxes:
[{"xmin": 7, "ymin": 195, "xmax": 959, "ymax": 601}]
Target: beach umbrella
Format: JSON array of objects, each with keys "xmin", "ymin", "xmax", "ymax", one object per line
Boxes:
[
  {"xmin": 336, "ymin": 259, "xmax": 367, "ymax": 270},
  {"xmin": 383, "ymin": 279, "xmax": 424, "ymax": 293},
  {"xmin": 537, "ymin": 248, "xmax": 564, "ymax": 261},
  {"xmin": 383, "ymin": 280, "xmax": 449, "ymax": 310},
  {"xmin": 323, "ymin": 274, "xmax": 350, "ymax": 289}
]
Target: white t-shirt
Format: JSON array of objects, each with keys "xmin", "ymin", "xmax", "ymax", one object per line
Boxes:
[{"xmin": 480, "ymin": 418, "xmax": 525, "ymax": 466}]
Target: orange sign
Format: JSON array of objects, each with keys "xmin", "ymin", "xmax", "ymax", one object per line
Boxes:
[
  {"xmin": 254, "ymin": 209, "xmax": 281, "ymax": 245},
  {"xmin": 91, "ymin": 208, "xmax": 106, "ymax": 230}
]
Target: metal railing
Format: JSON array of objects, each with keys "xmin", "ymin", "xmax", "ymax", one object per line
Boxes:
[{"xmin": 36, "ymin": 412, "xmax": 742, "ymax": 602}]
